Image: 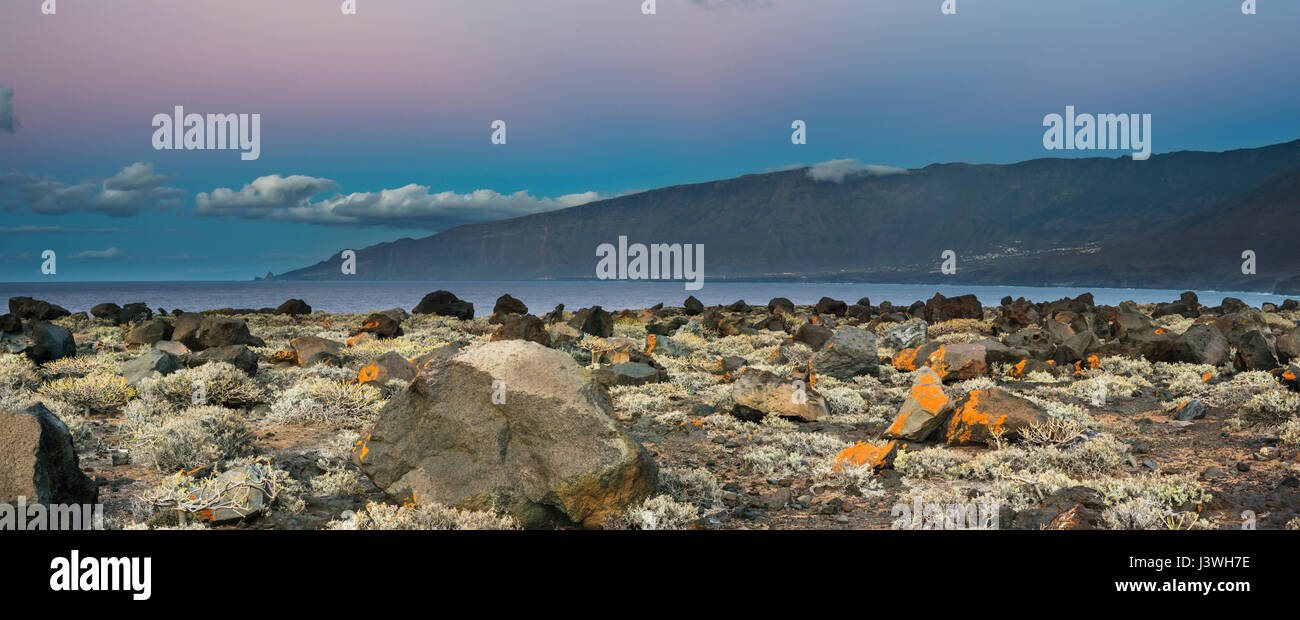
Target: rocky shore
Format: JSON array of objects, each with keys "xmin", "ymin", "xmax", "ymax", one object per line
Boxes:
[{"xmin": 2, "ymin": 289, "xmax": 1299, "ymax": 530}]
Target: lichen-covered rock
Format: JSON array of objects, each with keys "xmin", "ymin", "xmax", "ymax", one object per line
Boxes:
[
  {"xmin": 291, "ymin": 335, "xmax": 343, "ymax": 367},
  {"xmin": 810, "ymin": 327, "xmax": 880, "ymax": 379},
  {"xmin": 945, "ymin": 387, "xmax": 1047, "ymax": 446},
  {"xmin": 832, "ymin": 440, "xmax": 897, "ymax": 470},
  {"xmin": 923, "ymin": 342, "xmax": 988, "ymax": 381},
  {"xmin": 354, "ymin": 340, "xmax": 657, "ymax": 529},
  {"xmin": 730, "ymin": 369, "xmax": 828, "ymax": 422},
  {"xmin": 349, "ymin": 313, "xmax": 403, "ymax": 341},
  {"xmin": 357, "ymin": 351, "xmax": 419, "ymax": 385},
  {"xmin": 885, "ymin": 368, "xmax": 953, "ymax": 441},
  {"xmin": 0, "ymin": 403, "xmax": 98, "ymax": 505},
  {"xmin": 882, "ymin": 320, "xmax": 928, "ymax": 351}
]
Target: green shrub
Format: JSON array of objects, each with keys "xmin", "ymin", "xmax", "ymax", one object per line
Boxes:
[
  {"xmin": 131, "ymin": 406, "xmax": 256, "ymax": 472},
  {"xmin": 38, "ymin": 372, "xmax": 136, "ymax": 415}
]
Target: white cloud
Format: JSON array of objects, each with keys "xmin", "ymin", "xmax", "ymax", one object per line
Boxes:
[
  {"xmin": 194, "ymin": 175, "xmax": 608, "ymax": 229},
  {"xmin": 0, "ymin": 162, "xmax": 183, "ymax": 217},
  {"xmin": 806, "ymin": 159, "xmax": 907, "ymax": 183},
  {"xmin": 71, "ymin": 247, "xmax": 125, "ymax": 260},
  {"xmin": 193, "ymin": 174, "xmax": 340, "ymax": 218}
]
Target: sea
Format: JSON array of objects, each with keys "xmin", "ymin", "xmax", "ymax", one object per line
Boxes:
[{"xmin": 0, "ymin": 281, "xmax": 1290, "ymax": 315}]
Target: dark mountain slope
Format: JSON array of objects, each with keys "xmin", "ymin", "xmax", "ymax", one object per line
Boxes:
[{"xmin": 276, "ymin": 139, "xmax": 1300, "ymax": 291}]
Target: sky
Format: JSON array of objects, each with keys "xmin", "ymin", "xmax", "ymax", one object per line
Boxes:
[{"xmin": 0, "ymin": 0, "xmax": 1296, "ymax": 281}]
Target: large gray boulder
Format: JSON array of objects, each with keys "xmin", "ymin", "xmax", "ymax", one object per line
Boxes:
[
  {"xmin": 882, "ymin": 320, "xmax": 928, "ymax": 351},
  {"xmin": 1172, "ymin": 324, "xmax": 1230, "ymax": 366},
  {"xmin": 730, "ymin": 369, "xmax": 829, "ymax": 422},
  {"xmin": 122, "ymin": 349, "xmax": 182, "ymax": 386},
  {"xmin": 0, "ymin": 403, "xmax": 98, "ymax": 505},
  {"xmin": 354, "ymin": 340, "xmax": 657, "ymax": 529},
  {"xmin": 811, "ymin": 327, "xmax": 880, "ymax": 380}
]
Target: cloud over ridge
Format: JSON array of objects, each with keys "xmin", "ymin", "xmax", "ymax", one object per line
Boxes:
[{"xmin": 194, "ymin": 174, "xmax": 607, "ymax": 229}]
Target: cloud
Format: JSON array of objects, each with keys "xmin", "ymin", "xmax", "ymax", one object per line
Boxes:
[
  {"xmin": 806, "ymin": 159, "xmax": 907, "ymax": 183},
  {"xmin": 192, "ymin": 175, "xmax": 340, "ymax": 219},
  {"xmin": 0, "ymin": 86, "xmax": 16, "ymax": 134},
  {"xmin": 0, "ymin": 163, "xmax": 184, "ymax": 217},
  {"xmin": 195, "ymin": 175, "xmax": 608, "ymax": 229},
  {"xmin": 71, "ymin": 247, "xmax": 125, "ymax": 260}
]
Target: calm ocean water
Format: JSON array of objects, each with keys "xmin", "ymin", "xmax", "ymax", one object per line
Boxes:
[{"xmin": 0, "ymin": 281, "xmax": 1290, "ymax": 315}]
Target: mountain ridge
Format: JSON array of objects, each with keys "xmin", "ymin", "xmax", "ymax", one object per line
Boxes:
[{"xmin": 275, "ymin": 139, "xmax": 1300, "ymax": 293}]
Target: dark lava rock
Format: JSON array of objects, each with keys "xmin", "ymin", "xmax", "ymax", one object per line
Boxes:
[
  {"xmin": 0, "ymin": 402, "xmax": 98, "ymax": 505},
  {"xmin": 412, "ymin": 290, "xmax": 474, "ymax": 320},
  {"xmin": 275, "ymin": 299, "xmax": 312, "ymax": 315}
]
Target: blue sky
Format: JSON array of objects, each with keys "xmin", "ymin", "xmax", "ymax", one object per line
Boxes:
[{"xmin": 0, "ymin": 0, "xmax": 1296, "ymax": 280}]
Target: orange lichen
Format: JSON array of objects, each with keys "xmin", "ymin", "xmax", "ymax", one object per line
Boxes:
[
  {"xmin": 909, "ymin": 372, "xmax": 948, "ymax": 413},
  {"xmin": 1009, "ymin": 359, "xmax": 1028, "ymax": 378},
  {"xmin": 357, "ymin": 363, "xmax": 380, "ymax": 384},
  {"xmin": 1086, "ymin": 354, "xmax": 1100, "ymax": 369},
  {"xmin": 886, "ymin": 412, "xmax": 910, "ymax": 436},
  {"xmin": 1048, "ymin": 504, "xmax": 1081, "ymax": 530},
  {"xmin": 1202, "ymin": 370, "xmax": 1214, "ymax": 382},
  {"xmin": 1283, "ymin": 369, "xmax": 1296, "ymax": 381},
  {"xmin": 270, "ymin": 349, "xmax": 298, "ymax": 364},
  {"xmin": 832, "ymin": 440, "xmax": 896, "ymax": 472},
  {"xmin": 1154, "ymin": 328, "xmax": 1167, "ymax": 335},
  {"xmin": 893, "ymin": 347, "xmax": 919, "ymax": 372},
  {"xmin": 645, "ymin": 334, "xmax": 657, "ymax": 355},
  {"xmin": 927, "ymin": 345, "xmax": 948, "ymax": 375},
  {"xmin": 946, "ymin": 389, "xmax": 1008, "ymax": 444},
  {"xmin": 808, "ymin": 361, "xmax": 816, "ymax": 388}
]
